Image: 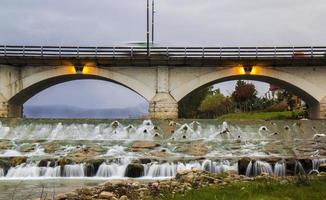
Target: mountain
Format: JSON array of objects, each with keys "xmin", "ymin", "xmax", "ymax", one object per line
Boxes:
[{"xmin": 24, "ymin": 103, "xmax": 149, "ymax": 119}]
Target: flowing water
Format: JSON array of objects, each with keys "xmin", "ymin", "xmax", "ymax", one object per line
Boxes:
[{"xmin": 0, "ymin": 119, "xmax": 325, "ymax": 198}]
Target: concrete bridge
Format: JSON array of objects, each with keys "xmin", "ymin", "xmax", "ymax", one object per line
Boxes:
[{"xmin": 1, "ymin": 45, "xmax": 326, "ymax": 119}]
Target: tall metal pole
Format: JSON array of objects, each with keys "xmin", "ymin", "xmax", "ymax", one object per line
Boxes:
[
  {"xmin": 146, "ymin": 0, "xmax": 150, "ymax": 56},
  {"xmin": 151, "ymin": 0, "xmax": 155, "ymax": 45}
]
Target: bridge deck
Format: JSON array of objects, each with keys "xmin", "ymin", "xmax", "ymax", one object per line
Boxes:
[{"xmin": 0, "ymin": 46, "xmax": 326, "ymax": 67}]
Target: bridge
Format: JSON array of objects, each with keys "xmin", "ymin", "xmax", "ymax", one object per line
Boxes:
[{"xmin": 1, "ymin": 45, "xmax": 326, "ymax": 119}]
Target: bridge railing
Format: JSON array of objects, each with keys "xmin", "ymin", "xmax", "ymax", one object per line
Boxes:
[{"xmin": 0, "ymin": 46, "xmax": 325, "ymax": 58}]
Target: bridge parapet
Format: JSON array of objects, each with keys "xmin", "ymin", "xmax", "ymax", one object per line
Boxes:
[{"xmin": 1, "ymin": 45, "xmax": 326, "ymax": 67}]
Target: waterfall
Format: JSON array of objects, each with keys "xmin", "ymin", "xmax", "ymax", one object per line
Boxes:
[
  {"xmin": 246, "ymin": 160, "xmax": 273, "ymax": 176},
  {"xmin": 63, "ymin": 164, "xmax": 85, "ymax": 177},
  {"xmin": 274, "ymin": 162, "xmax": 286, "ymax": 176},
  {"xmin": 144, "ymin": 160, "xmax": 238, "ymax": 178},
  {"xmin": 5, "ymin": 163, "xmax": 61, "ymax": 178},
  {"xmin": 310, "ymin": 158, "xmax": 326, "ymax": 174},
  {"xmin": 295, "ymin": 161, "xmax": 306, "ymax": 175},
  {"xmin": 0, "ymin": 168, "xmax": 4, "ymax": 177}
]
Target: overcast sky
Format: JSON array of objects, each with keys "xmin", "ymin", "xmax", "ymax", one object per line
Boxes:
[{"xmin": 1, "ymin": 0, "xmax": 325, "ymax": 108}]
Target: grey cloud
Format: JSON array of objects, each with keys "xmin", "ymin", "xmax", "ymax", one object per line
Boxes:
[{"xmin": 1, "ymin": 0, "xmax": 323, "ymax": 109}]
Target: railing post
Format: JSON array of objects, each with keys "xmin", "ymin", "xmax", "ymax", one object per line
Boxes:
[
  {"xmin": 41, "ymin": 46, "xmax": 43, "ymax": 57},
  {"xmin": 219, "ymin": 47, "xmax": 222, "ymax": 59},
  {"xmin": 274, "ymin": 47, "xmax": 276, "ymax": 58},
  {"xmin": 166, "ymin": 47, "xmax": 169, "ymax": 57},
  {"xmin": 202, "ymin": 47, "xmax": 205, "ymax": 58},
  {"xmin": 95, "ymin": 47, "xmax": 98, "ymax": 58},
  {"xmin": 311, "ymin": 46, "xmax": 314, "ymax": 58},
  {"xmin": 4, "ymin": 45, "xmax": 6, "ymax": 56},
  {"xmin": 77, "ymin": 47, "xmax": 79, "ymax": 58},
  {"xmin": 184, "ymin": 47, "xmax": 187, "ymax": 57},
  {"xmin": 113, "ymin": 47, "xmax": 115, "ymax": 58},
  {"xmin": 23, "ymin": 46, "xmax": 25, "ymax": 56},
  {"xmin": 238, "ymin": 47, "xmax": 240, "ymax": 58},
  {"xmin": 131, "ymin": 47, "xmax": 133, "ymax": 57},
  {"xmin": 255, "ymin": 47, "xmax": 258, "ymax": 58},
  {"xmin": 59, "ymin": 46, "xmax": 61, "ymax": 57},
  {"xmin": 292, "ymin": 46, "xmax": 294, "ymax": 58}
]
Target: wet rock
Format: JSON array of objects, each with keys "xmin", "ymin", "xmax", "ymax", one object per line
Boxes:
[
  {"xmin": 131, "ymin": 141, "xmax": 160, "ymax": 149},
  {"xmin": 43, "ymin": 142, "xmax": 61, "ymax": 154},
  {"xmin": 139, "ymin": 158, "xmax": 151, "ymax": 164},
  {"xmin": 319, "ymin": 163, "xmax": 326, "ymax": 172},
  {"xmin": 0, "ymin": 159, "xmax": 10, "ymax": 172},
  {"xmin": 19, "ymin": 143, "xmax": 35, "ymax": 152},
  {"xmin": 298, "ymin": 159, "xmax": 312, "ymax": 172},
  {"xmin": 0, "ymin": 140, "xmax": 13, "ymax": 150},
  {"xmin": 125, "ymin": 162, "xmax": 144, "ymax": 178},
  {"xmin": 9, "ymin": 156, "xmax": 27, "ymax": 166},
  {"xmin": 38, "ymin": 159, "xmax": 56, "ymax": 167},
  {"xmin": 187, "ymin": 142, "xmax": 208, "ymax": 156},
  {"xmin": 238, "ymin": 157, "xmax": 251, "ymax": 175}
]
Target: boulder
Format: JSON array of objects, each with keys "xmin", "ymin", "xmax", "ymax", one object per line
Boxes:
[
  {"xmin": 99, "ymin": 191, "xmax": 116, "ymax": 199},
  {"xmin": 125, "ymin": 162, "xmax": 144, "ymax": 178},
  {"xmin": 54, "ymin": 193, "xmax": 67, "ymax": 200}
]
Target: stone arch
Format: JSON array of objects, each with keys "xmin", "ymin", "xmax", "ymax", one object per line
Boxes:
[
  {"xmin": 171, "ymin": 67, "xmax": 324, "ymax": 119},
  {"xmin": 7, "ymin": 66, "xmax": 154, "ymax": 117}
]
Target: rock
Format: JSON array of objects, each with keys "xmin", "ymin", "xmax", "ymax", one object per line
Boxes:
[
  {"xmin": 119, "ymin": 195, "xmax": 129, "ymax": 200},
  {"xmin": 131, "ymin": 141, "xmax": 160, "ymax": 149},
  {"xmin": 319, "ymin": 163, "xmax": 326, "ymax": 172},
  {"xmin": 9, "ymin": 156, "xmax": 27, "ymax": 166},
  {"xmin": 132, "ymin": 181, "xmax": 140, "ymax": 188},
  {"xmin": 0, "ymin": 140, "xmax": 13, "ymax": 150},
  {"xmin": 187, "ymin": 142, "xmax": 208, "ymax": 156},
  {"xmin": 99, "ymin": 191, "xmax": 116, "ymax": 199},
  {"xmin": 19, "ymin": 144, "xmax": 36, "ymax": 152},
  {"xmin": 238, "ymin": 157, "xmax": 251, "ymax": 175},
  {"xmin": 54, "ymin": 193, "xmax": 67, "ymax": 200},
  {"xmin": 125, "ymin": 163, "xmax": 144, "ymax": 178}
]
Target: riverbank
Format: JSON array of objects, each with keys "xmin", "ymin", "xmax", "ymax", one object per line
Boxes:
[
  {"xmin": 49, "ymin": 169, "xmax": 326, "ymax": 200},
  {"xmin": 218, "ymin": 111, "xmax": 302, "ymax": 121}
]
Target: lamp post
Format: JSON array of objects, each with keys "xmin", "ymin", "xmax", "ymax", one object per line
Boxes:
[
  {"xmin": 147, "ymin": 0, "xmax": 150, "ymax": 56},
  {"xmin": 152, "ymin": 0, "xmax": 155, "ymax": 45}
]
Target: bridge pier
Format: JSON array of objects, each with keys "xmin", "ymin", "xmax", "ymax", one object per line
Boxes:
[
  {"xmin": 317, "ymin": 97, "xmax": 326, "ymax": 119},
  {"xmin": 149, "ymin": 93, "xmax": 178, "ymax": 119},
  {"xmin": 0, "ymin": 101, "xmax": 22, "ymax": 118}
]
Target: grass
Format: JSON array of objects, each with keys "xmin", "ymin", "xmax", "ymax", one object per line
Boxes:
[
  {"xmin": 217, "ymin": 111, "xmax": 300, "ymax": 121},
  {"xmin": 160, "ymin": 176, "xmax": 326, "ymax": 200}
]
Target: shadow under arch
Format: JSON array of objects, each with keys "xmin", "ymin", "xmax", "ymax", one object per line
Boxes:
[
  {"xmin": 8, "ymin": 73, "xmax": 150, "ymax": 117},
  {"xmin": 177, "ymin": 74, "xmax": 320, "ymax": 119}
]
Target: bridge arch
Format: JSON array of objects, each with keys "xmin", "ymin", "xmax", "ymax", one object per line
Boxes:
[
  {"xmin": 171, "ymin": 67, "xmax": 325, "ymax": 119},
  {"xmin": 6, "ymin": 66, "xmax": 155, "ymax": 117}
]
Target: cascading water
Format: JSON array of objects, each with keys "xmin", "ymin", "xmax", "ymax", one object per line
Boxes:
[
  {"xmin": 245, "ymin": 160, "xmax": 273, "ymax": 176},
  {"xmin": 274, "ymin": 161, "xmax": 286, "ymax": 176},
  {"xmin": 0, "ymin": 119, "xmax": 325, "ymax": 180}
]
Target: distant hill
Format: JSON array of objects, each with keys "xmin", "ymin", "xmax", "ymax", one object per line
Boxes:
[{"xmin": 24, "ymin": 103, "xmax": 149, "ymax": 119}]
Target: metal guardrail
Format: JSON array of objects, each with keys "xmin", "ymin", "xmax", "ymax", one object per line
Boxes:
[{"xmin": 0, "ymin": 46, "xmax": 325, "ymax": 58}]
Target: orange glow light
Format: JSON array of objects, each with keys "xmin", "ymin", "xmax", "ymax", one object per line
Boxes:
[{"xmin": 82, "ymin": 66, "xmax": 91, "ymax": 74}]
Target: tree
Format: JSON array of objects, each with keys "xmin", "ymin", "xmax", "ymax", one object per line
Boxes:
[
  {"xmin": 199, "ymin": 90, "xmax": 233, "ymax": 118},
  {"xmin": 276, "ymin": 89, "xmax": 296, "ymax": 111},
  {"xmin": 178, "ymin": 86, "xmax": 213, "ymax": 118},
  {"xmin": 231, "ymin": 80, "xmax": 257, "ymax": 112}
]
